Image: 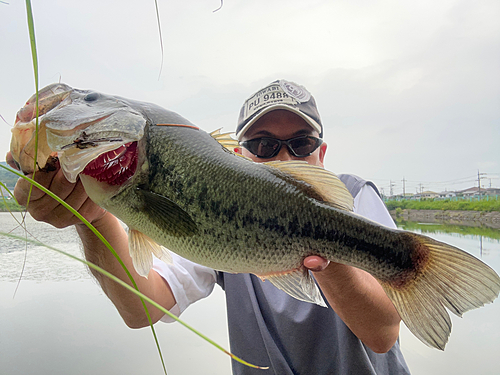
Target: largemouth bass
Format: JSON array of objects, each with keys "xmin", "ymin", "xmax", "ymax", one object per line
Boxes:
[{"xmin": 10, "ymin": 83, "xmax": 500, "ymax": 351}]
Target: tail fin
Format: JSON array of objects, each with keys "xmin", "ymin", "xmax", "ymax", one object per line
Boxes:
[{"xmin": 380, "ymin": 234, "xmax": 500, "ymax": 350}]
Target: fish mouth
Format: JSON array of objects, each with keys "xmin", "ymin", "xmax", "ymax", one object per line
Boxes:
[
  {"xmin": 56, "ymin": 133, "xmax": 141, "ymax": 183},
  {"xmin": 79, "ymin": 141, "xmax": 139, "ymax": 186}
]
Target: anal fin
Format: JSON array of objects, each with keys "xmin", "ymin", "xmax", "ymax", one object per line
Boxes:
[{"xmin": 264, "ymin": 267, "xmax": 327, "ymax": 307}]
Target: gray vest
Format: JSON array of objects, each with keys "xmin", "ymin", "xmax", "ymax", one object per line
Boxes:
[{"xmin": 217, "ymin": 174, "xmax": 410, "ymax": 375}]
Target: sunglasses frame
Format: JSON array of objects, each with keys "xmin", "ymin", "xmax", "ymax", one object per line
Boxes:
[{"xmin": 239, "ymin": 135, "xmax": 324, "ymax": 159}]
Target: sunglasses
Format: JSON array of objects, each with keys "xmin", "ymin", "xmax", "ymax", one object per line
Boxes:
[{"xmin": 239, "ymin": 135, "xmax": 323, "ymax": 159}]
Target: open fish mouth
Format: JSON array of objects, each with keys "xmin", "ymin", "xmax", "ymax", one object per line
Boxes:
[
  {"xmin": 79, "ymin": 141, "xmax": 138, "ymax": 186},
  {"xmin": 58, "ymin": 137, "xmax": 139, "ymax": 184}
]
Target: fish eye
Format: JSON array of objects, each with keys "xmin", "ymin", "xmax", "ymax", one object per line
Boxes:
[{"xmin": 84, "ymin": 92, "xmax": 100, "ymax": 102}]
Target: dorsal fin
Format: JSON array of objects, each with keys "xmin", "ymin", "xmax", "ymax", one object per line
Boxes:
[
  {"xmin": 263, "ymin": 160, "xmax": 354, "ymax": 212},
  {"xmin": 210, "ymin": 128, "xmax": 254, "ymax": 161},
  {"xmin": 210, "ymin": 129, "xmax": 239, "ymax": 152}
]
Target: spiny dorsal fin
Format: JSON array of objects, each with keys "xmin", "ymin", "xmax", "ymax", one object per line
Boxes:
[
  {"xmin": 210, "ymin": 128, "xmax": 254, "ymax": 161},
  {"xmin": 263, "ymin": 160, "xmax": 354, "ymax": 212},
  {"xmin": 128, "ymin": 229, "xmax": 173, "ymax": 278},
  {"xmin": 210, "ymin": 129, "xmax": 239, "ymax": 152}
]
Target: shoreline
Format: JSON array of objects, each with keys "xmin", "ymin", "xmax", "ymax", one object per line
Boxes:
[{"xmin": 390, "ymin": 209, "xmax": 500, "ymax": 229}]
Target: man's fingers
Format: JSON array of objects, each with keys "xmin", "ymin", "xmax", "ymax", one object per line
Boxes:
[
  {"xmin": 5, "ymin": 152, "xmax": 20, "ymax": 171},
  {"xmin": 304, "ymin": 256, "xmax": 330, "ymax": 272},
  {"xmin": 14, "ymin": 169, "xmax": 60, "ymax": 205}
]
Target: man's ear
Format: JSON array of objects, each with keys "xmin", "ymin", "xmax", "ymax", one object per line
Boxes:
[{"xmin": 319, "ymin": 142, "xmax": 327, "ymax": 167}]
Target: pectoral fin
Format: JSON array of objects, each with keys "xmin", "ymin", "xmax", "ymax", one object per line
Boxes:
[
  {"xmin": 263, "ymin": 267, "xmax": 327, "ymax": 307},
  {"xmin": 138, "ymin": 189, "xmax": 198, "ymax": 237}
]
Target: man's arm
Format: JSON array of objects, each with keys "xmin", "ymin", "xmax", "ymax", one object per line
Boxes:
[
  {"xmin": 11, "ymin": 157, "xmax": 175, "ymax": 328},
  {"xmin": 307, "ymin": 258, "xmax": 401, "ymax": 353},
  {"xmin": 304, "ymin": 185, "xmax": 401, "ymax": 354}
]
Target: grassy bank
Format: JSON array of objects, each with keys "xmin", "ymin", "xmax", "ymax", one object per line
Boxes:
[{"xmin": 385, "ymin": 198, "xmax": 500, "ymax": 212}]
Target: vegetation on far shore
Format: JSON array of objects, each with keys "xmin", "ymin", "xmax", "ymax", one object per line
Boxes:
[
  {"xmin": 395, "ymin": 219, "xmax": 500, "ymax": 240},
  {"xmin": 385, "ymin": 197, "xmax": 500, "ymax": 212}
]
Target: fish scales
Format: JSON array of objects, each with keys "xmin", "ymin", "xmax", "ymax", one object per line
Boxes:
[{"xmin": 10, "ymin": 83, "xmax": 500, "ymax": 351}]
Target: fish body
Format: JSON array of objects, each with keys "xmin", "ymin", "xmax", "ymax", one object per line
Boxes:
[{"xmin": 10, "ymin": 83, "xmax": 500, "ymax": 350}]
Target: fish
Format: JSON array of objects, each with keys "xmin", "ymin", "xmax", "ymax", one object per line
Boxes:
[{"xmin": 10, "ymin": 83, "xmax": 500, "ymax": 351}]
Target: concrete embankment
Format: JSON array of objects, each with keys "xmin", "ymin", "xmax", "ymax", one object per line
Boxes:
[{"xmin": 390, "ymin": 209, "xmax": 500, "ymax": 229}]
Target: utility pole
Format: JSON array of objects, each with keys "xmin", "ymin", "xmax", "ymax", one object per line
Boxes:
[
  {"xmin": 477, "ymin": 170, "xmax": 487, "ymax": 196},
  {"xmin": 389, "ymin": 180, "xmax": 395, "ymax": 197},
  {"xmin": 418, "ymin": 183, "xmax": 424, "ymax": 194},
  {"xmin": 401, "ymin": 177, "xmax": 406, "ymax": 198}
]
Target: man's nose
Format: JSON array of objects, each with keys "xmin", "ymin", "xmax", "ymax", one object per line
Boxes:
[{"xmin": 275, "ymin": 145, "xmax": 294, "ymax": 161}]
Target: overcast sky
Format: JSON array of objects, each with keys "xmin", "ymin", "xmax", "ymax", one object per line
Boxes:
[{"xmin": 1, "ymin": 0, "xmax": 498, "ymax": 195}]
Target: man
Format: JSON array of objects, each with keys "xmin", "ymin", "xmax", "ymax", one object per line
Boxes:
[{"xmin": 11, "ymin": 80, "xmax": 410, "ymax": 374}]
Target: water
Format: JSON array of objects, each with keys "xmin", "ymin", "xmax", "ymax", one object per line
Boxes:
[{"xmin": 1, "ymin": 213, "xmax": 499, "ymax": 374}]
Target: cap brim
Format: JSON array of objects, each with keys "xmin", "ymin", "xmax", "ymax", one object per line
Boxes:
[{"xmin": 236, "ymin": 104, "xmax": 322, "ymax": 140}]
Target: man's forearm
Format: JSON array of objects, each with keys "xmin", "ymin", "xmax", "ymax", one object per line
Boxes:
[
  {"xmin": 313, "ymin": 262, "xmax": 401, "ymax": 353},
  {"xmin": 76, "ymin": 212, "xmax": 176, "ymax": 327}
]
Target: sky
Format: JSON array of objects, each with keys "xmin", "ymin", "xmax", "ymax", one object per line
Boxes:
[{"xmin": 0, "ymin": 0, "xmax": 498, "ymax": 196}]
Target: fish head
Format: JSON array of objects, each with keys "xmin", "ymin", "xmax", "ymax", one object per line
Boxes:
[{"xmin": 10, "ymin": 84, "xmax": 147, "ymax": 191}]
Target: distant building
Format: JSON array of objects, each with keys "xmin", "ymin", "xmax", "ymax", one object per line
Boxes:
[
  {"xmin": 414, "ymin": 190, "xmax": 439, "ymax": 199},
  {"xmin": 458, "ymin": 187, "xmax": 480, "ymax": 197},
  {"xmin": 392, "ymin": 193, "xmax": 414, "ymax": 200},
  {"xmin": 439, "ymin": 191, "xmax": 456, "ymax": 198},
  {"xmin": 485, "ymin": 188, "xmax": 500, "ymax": 196}
]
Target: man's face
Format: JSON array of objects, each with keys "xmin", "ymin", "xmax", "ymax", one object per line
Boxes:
[{"xmin": 239, "ymin": 109, "xmax": 327, "ymax": 167}]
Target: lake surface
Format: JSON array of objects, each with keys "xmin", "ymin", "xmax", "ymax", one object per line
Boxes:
[{"xmin": 1, "ymin": 212, "xmax": 499, "ymax": 374}]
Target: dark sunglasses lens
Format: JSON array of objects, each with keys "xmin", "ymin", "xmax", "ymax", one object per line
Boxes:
[
  {"xmin": 289, "ymin": 137, "xmax": 321, "ymax": 156},
  {"xmin": 246, "ymin": 138, "xmax": 281, "ymax": 158}
]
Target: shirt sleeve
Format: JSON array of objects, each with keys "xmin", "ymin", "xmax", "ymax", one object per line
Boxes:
[
  {"xmin": 152, "ymin": 252, "xmax": 217, "ymax": 323},
  {"xmin": 353, "ymin": 184, "xmax": 396, "ymax": 229}
]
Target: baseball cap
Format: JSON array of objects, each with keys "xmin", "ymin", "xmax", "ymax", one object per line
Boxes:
[{"xmin": 236, "ymin": 79, "xmax": 323, "ymax": 140}]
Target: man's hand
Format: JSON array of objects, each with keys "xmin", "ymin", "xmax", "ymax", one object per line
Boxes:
[{"xmin": 7, "ymin": 152, "xmax": 106, "ymax": 228}]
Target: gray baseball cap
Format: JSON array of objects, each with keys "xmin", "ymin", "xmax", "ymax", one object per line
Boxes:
[{"xmin": 236, "ymin": 79, "xmax": 323, "ymax": 140}]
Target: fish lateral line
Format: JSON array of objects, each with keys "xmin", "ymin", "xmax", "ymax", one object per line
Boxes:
[{"xmin": 155, "ymin": 123, "xmax": 200, "ymax": 130}]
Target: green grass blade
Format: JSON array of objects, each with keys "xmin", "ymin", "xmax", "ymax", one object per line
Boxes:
[
  {"xmin": 154, "ymin": 0, "xmax": 164, "ymax": 80},
  {"xmin": 24, "ymin": 0, "xmax": 40, "ymax": 221}
]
